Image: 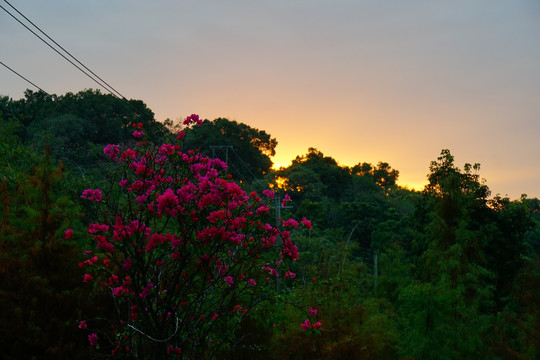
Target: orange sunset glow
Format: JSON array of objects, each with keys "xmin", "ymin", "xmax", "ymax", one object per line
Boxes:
[{"xmin": 3, "ymin": 1, "xmax": 540, "ymax": 199}]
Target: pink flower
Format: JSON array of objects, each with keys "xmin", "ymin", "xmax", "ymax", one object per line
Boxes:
[
  {"xmin": 83, "ymin": 273, "xmax": 93, "ymax": 283},
  {"xmin": 256, "ymin": 204, "xmax": 270, "ymax": 215},
  {"xmin": 112, "ymin": 286, "xmax": 125, "ymax": 296},
  {"xmin": 78, "ymin": 320, "xmax": 87, "ymax": 329},
  {"xmin": 157, "ymin": 189, "xmax": 179, "ymax": 216},
  {"xmin": 301, "ymin": 217, "xmax": 312, "ymax": 230},
  {"xmin": 313, "ymin": 321, "xmax": 322, "ymax": 329},
  {"xmin": 64, "ymin": 229, "xmax": 73, "ymax": 240},
  {"xmin": 282, "ymin": 218, "xmax": 299, "ymax": 228},
  {"xmin": 87, "ymin": 223, "xmax": 109, "ymax": 234},
  {"xmin": 285, "ymin": 270, "xmax": 296, "ymax": 279},
  {"xmin": 262, "ymin": 189, "xmax": 275, "ymax": 199},
  {"xmin": 211, "ymin": 313, "xmax": 219, "ymax": 320},
  {"xmin": 224, "ymin": 276, "xmax": 234, "ymax": 287},
  {"xmin": 103, "ymin": 144, "xmax": 120, "ymax": 159},
  {"xmin": 81, "ymin": 189, "xmax": 103, "ymax": 202},
  {"xmin": 183, "ymin": 114, "xmax": 202, "ymax": 126},
  {"xmin": 159, "ymin": 143, "xmax": 176, "ymax": 155},
  {"xmin": 133, "ymin": 130, "xmax": 144, "ymax": 138},
  {"xmin": 121, "ymin": 148, "xmax": 137, "ymax": 160},
  {"xmin": 95, "ymin": 236, "xmax": 115, "ymax": 252},
  {"xmin": 281, "ymin": 238, "xmax": 299, "ymax": 261},
  {"xmin": 88, "ymin": 333, "xmax": 98, "ymax": 347},
  {"xmin": 133, "ymin": 158, "xmax": 148, "ymax": 176},
  {"xmin": 145, "ymin": 233, "xmax": 166, "ymax": 251},
  {"xmin": 301, "ymin": 319, "xmax": 312, "ymax": 330},
  {"xmin": 247, "ymin": 278, "xmax": 256, "ymax": 286},
  {"xmin": 139, "ymin": 283, "xmax": 154, "ymax": 298},
  {"xmin": 309, "ymin": 307, "xmax": 318, "ymax": 316},
  {"xmin": 207, "ymin": 209, "xmax": 227, "ymax": 223},
  {"xmin": 281, "ymin": 194, "xmax": 291, "ymax": 207},
  {"xmin": 261, "ymin": 265, "xmax": 279, "ymax": 277}
]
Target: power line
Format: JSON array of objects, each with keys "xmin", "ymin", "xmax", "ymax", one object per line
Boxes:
[
  {"xmin": 3, "ymin": 0, "xmax": 126, "ymax": 99},
  {"xmin": 0, "ymin": 1, "xmax": 126, "ymax": 99},
  {"xmin": 0, "ymin": 61, "xmax": 138, "ymax": 174},
  {"xmin": 1, "ymin": 60, "xmax": 46, "ymax": 93},
  {"xmin": 231, "ymin": 147, "xmax": 258, "ymax": 181},
  {"xmin": 0, "ymin": 1, "xmax": 157, "ymax": 144}
]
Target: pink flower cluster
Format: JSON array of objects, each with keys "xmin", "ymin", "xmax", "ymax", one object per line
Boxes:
[
  {"xmin": 81, "ymin": 188, "xmax": 103, "ymax": 202},
  {"xmin": 301, "ymin": 318, "xmax": 322, "ymax": 330},
  {"xmin": 132, "ymin": 122, "xmax": 144, "ymax": 138},
  {"xmin": 282, "ymin": 218, "xmax": 299, "ymax": 228},
  {"xmin": 262, "ymin": 189, "xmax": 274, "ymax": 199},
  {"xmin": 183, "ymin": 113, "xmax": 203, "ymax": 126},
  {"xmin": 104, "ymin": 144, "xmax": 120, "ymax": 159},
  {"xmin": 88, "ymin": 333, "xmax": 98, "ymax": 347},
  {"xmin": 301, "ymin": 217, "xmax": 312, "ymax": 230},
  {"xmin": 224, "ymin": 276, "xmax": 234, "ymax": 287},
  {"xmin": 301, "ymin": 307, "xmax": 322, "ymax": 330},
  {"xmin": 281, "ymin": 194, "xmax": 291, "ymax": 207},
  {"xmin": 78, "ymin": 119, "xmax": 310, "ymax": 358}
]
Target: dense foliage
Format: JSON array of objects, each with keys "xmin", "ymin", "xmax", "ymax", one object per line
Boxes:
[{"xmin": 1, "ymin": 90, "xmax": 539, "ymax": 359}]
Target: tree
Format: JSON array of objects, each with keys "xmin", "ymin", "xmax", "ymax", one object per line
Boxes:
[
  {"xmin": 0, "ymin": 147, "xmax": 92, "ymax": 359},
  {"xmin": 284, "ymin": 148, "xmax": 351, "ymax": 201},
  {"xmin": 181, "ymin": 118, "xmax": 277, "ymax": 182},
  {"xmin": 372, "ymin": 162, "xmax": 399, "ymax": 189},
  {"xmin": 395, "ymin": 149, "xmax": 535, "ymax": 359},
  {"xmin": 397, "ymin": 149, "xmax": 496, "ymax": 358},
  {"xmin": 78, "ymin": 117, "xmax": 312, "ymax": 358},
  {"xmin": 1, "ymin": 89, "xmax": 169, "ymax": 170}
]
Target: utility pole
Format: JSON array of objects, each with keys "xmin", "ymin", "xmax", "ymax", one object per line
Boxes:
[
  {"xmin": 373, "ymin": 253, "xmax": 378, "ymax": 289},
  {"xmin": 275, "ymin": 194, "xmax": 294, "ymax": 227},
  {"xmin": 274, "ymin": 194, "xmax": 293, "ymax": 294},
  {"xmin": 209, "ymin": 145, "xmax": 233, "ymax": 163}
]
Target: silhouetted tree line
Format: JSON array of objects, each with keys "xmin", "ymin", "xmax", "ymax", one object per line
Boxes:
[{"xmin": 0, "ymin": 90, "xmax": 538, "ymax": 359}]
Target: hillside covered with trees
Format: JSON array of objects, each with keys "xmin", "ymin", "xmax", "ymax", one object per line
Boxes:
[{"xmin": 1, "ymin": 90, "xmax": 539, "ymax": 359}]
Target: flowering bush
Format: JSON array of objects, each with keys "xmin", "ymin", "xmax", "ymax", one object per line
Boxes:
[{"xmin": 79, "ymin": 116, "xmax": 311, "ymax": 358}]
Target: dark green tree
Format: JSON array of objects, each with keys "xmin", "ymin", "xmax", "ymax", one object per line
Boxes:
[
  {"xmin": 282, "ymin": 148, "xmax": 351, "ymax": 201},
  {"xmin": 1, "ymin": 89, "xmax": 169, "ymax": 170},
  {"xmin": 397, "ymin": 149, "xmax": 534, "ymax": 359},
  {"xmin": 372, "ymin": 161, "xmax": 399, "ymax": 189},
  {"xmin": 0, "ymin": 147, "xmax": 93, "ymax": 359},
  {"xmin": 182, "ymin": 118, "xmax": 277, "ymax": 182}
]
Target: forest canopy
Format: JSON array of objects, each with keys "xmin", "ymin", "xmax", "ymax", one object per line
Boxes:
[{"xmin": 1, "ymin": 90, "xmax": 539, "ymax": 359}]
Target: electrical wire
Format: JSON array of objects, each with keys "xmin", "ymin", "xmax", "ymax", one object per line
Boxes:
[
  {"xmin": 1, "ymin": 60, "xmax": 46, "ymax": 93},
  {"xmin": 0, "ymin": 1, "xmax": 125, "ymax": 99},
  {"xmin": 1, "ymin": 0, "xmax": 161, "ymax": 146},
  {"xmin": 3, "ymin": 0, "xmax": 126, "ymax": 100},
  {"xmin": 231, "ymin": 147, "xmax": 258, "ymax": 181},
  {"xmin": 0, "ymin": 59, "xmax": 135, "ymax": 144},
  {"xmin": 0, "ymin": 60, "xmax": 136, "ymax": 176}
]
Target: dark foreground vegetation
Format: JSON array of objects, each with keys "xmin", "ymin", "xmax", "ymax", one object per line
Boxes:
[{"xmin": 1, "ymin": 90, "xmax": 539, "ymax": 359}]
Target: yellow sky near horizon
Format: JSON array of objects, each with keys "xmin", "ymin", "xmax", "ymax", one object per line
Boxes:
[{"xmin": 2, "ymin": 1, "xmax": 539, "ymax": 199}]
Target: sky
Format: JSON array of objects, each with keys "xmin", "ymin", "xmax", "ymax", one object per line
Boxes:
[{"xmin": 2, "ymin": 0, "xmax": 540, "ymax": 199}]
